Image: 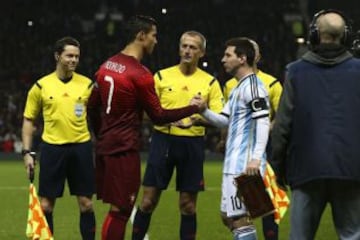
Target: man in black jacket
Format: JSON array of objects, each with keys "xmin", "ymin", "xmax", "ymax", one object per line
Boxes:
[{"xmin": 271, "ymin": 9, "xmax": 360, "ymax": 240}]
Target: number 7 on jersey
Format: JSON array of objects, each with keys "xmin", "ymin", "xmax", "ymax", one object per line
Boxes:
[{"xmin": 104, "ymin": 75, "xmax": 114, "ymax": 114}]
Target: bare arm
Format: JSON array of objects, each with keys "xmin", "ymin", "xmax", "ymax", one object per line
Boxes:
[{"xmin": 22, "ymin": 118, "xmax": 35, "ymax": 177}]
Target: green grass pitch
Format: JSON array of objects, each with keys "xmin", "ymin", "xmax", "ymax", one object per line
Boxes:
[{"xmin": 0, "ymin": 159, "xmax": 337, "ymax": 239}]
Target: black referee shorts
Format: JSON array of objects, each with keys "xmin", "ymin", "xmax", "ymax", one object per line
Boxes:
[
  {"xmin": 38, "ymin": 141, "xmax": 95, "ymax": 198},
  {"xmin": 143, "ymin": 131, "xmax": 205, "ymax": 192}
]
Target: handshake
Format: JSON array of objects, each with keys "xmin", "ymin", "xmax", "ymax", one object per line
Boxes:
[
  {"xmin": 170, "ymin": 93, "xmax": 207, "ymax": 129},
  {"xmin": 190, "ymin": 93, "xmax": 207, "ymax": 112}
]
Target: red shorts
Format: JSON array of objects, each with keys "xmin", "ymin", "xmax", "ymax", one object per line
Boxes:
[{"xmin": 96, "ymin": 152, "xmax": 141, "ymax": 210}]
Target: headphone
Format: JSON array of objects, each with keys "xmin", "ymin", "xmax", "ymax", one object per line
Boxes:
[
  {"xmin": 352, "ymin": 38, "xmax": 360, "ymax": 57},
  {"xmin": 308, "ymin": 9, "xmax": 352, "ymax": 47}
]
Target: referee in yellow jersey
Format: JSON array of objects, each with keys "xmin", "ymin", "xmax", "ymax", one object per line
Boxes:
[
  {"xmin": 132, "ymin": 31, "xmax": 224, "ymax": 240},
  {"xmin": 22, "ymin": 37, "xmax": 96, "ymax": 240},
  {"xmin": 221, "ymin": 39, "xmax": 282, "ymax": 240}
]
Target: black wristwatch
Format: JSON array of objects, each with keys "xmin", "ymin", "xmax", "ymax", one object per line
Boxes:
[{"xmin": 21, "ymin": 149, "xmax": 31, "ymax": 156}]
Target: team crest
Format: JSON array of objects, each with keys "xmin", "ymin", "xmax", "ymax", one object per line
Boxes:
[{"xmin": 74, "ymin": 103, "xmax": 84, "ymax": 117}]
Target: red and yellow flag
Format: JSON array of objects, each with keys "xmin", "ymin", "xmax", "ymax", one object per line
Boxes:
[
  {"xmin": 263, "ymin": 163, "xmax": 290, "ymax": 224},
  {"xmin": 26, "ymin": 184, "xmax": 53, "ymax": 240}
]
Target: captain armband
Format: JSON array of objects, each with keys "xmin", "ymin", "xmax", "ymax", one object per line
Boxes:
[
  {"xmin": 249, "ymin": 98, "xmax": 269, "ymax": 119},
  {"xmin": 250, "ymin": 98, "xmax": 268, "ymax": 112}
]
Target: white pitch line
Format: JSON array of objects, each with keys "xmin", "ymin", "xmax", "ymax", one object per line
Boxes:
[
  {"xmin": 130, "ymin": 206, "xmax": 149, "ymax": 240},
  {"xmin": 0, "ymin": 186, "xmax": 27, "ymax": 190}
]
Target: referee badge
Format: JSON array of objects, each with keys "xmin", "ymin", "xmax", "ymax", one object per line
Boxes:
[{"xmin": 74, "ymin": 103, "xmax": 84, "ymax": 117}]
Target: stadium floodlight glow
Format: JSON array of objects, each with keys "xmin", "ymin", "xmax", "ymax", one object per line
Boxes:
[
  {"xmin": 202, "ymin": 61, "xmax": 208, "ymax": 68},
  {"xmin": 161, "ymin": 8, "xmax": 167, "ymax": 14},
  {"xmin": 296, "ymin": 37, "xmax": 305, "ymax": 44},
  {"xmin": 27, "ymin": 21, "xmax": 33, "ymax": 27}
]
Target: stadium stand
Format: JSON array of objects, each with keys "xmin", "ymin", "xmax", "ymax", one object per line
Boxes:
[{"xmin": 2, "ymin": 0, "xmax": 357, "ymax": 152}]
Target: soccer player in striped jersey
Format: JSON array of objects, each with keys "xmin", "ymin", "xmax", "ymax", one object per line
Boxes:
[
  {"xmin": 197, "ymin": 38, "xmax": 270, "ymax": 240},
  {"xmin": 221, "ymin": 39, "xmax": 282, "ymax": 240},
  {"xmin": 87, "ymin": 16, "xmax": 201, "ymax": 240},
  {"xmin": 132, "ymin": 31, "xmax": 224, "ymax": 240},
  {"xmin": 223, "ymin": 40, "xmax": 282, "ymax": 122},
  {"xmin": 22, "ymin": 37, "xmax": 96, "ymax": 239}
]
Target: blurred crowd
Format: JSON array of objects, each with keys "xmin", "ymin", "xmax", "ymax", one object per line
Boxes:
[{"xmin": 0, "ymin": 0, "xmax": 305, "ymax": 152}]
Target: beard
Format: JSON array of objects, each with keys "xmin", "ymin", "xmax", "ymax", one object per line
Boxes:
[{"xmin": 226, "ymin": 64, "xmax": 240, "ymax": 76}]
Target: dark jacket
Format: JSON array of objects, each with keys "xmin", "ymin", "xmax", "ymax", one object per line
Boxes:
[{"xmin": 271, "ymin": 44, "xmax": 360, "ymax": 189}]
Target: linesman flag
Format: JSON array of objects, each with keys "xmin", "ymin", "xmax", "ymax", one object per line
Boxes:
[
  {"xmin": 263, "ymin": 163, "xmax": 290, "ymax": 224},
  {"xmin": 26, "ymin": 154, "xmax": 53, "ymax": 240}
]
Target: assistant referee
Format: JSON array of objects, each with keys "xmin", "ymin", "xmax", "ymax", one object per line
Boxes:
[{"xmin": 22, "ymin": 36, "xmax": 96, "ymax": 240}]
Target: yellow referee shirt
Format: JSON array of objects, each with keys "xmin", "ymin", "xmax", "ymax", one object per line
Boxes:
[
  {"xmin": 223, "ymin": 70, "xmax": 282, "ymax": 120},
  {"xmin": 154, "ymin": 65, "xmax": 224, "ymax": 136},
  {"xmin": 23, "ymin": 72, "xmax": 93, "ymax": 144}
]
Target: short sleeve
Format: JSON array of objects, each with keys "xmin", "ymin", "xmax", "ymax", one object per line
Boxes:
[{"xmin": 23, "ymin": 83, "xmax": 42, "ymax": 120}]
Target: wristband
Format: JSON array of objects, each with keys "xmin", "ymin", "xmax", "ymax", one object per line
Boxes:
[{"xmin": 21, "ymin": 149, "xmax": 31, "ymax": 156}]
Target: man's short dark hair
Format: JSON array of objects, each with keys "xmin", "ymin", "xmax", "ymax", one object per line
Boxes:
[
  {"xmin": 123, "ymin": 15, "xmax": 157, "ymax": 45},
  {"xmin": 225, "ymin": 37, "xmax": 255, "ymax": 67},
  {"xmin": 54, "ymin": 36, "xmax": 80, "ymax": 55}
]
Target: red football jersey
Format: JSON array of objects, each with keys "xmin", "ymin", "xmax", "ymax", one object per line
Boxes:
[{"xmin": 88, "ymin": 53, "xmax": 198, "ymax": 154}]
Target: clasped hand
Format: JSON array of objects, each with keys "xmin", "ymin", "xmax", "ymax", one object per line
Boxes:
[
  {"xmin": 171, "ymin": 94, "xmax": 207, "ymax": 129},
  {"xmin": 190, "ymin": 94, "xmax": 207, "ymax": 112}
]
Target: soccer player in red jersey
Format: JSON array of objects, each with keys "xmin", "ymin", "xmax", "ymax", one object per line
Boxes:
[{"xmin": 87, "ymin": 15, "xmax": 201, "ymax": 240}]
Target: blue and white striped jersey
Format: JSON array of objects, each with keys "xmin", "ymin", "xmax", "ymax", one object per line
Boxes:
[{"xmin": 223, "ymin": 73, "xmax": 269, "ymax": 175}]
